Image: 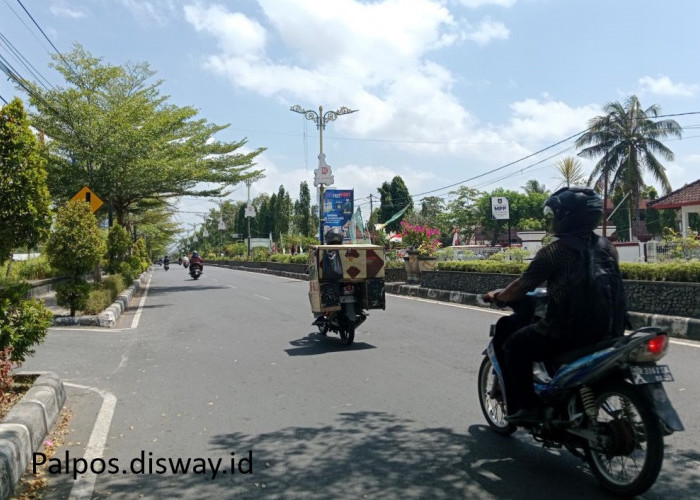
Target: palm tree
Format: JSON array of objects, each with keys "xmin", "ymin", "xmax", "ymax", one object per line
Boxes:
[
  {"xmin": 553, "ymin": 156, "xmax": 587, "ymax": 189},
  {"xmin": 575, "ymin": 95, "xmax": 682, "ymax": 236},
  {"xmin": 521, "ymin": 179, "xmax": 548, "ymax": 195}
]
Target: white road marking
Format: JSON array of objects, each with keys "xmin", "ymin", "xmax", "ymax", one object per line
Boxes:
[
  {"xmin": 225, "ymin": 285, "xmax": 237, "ymax": 289},
  {"xmin": 391, "ymin": 294, "xmax": 507, "ymax": 315},
  {"xmin": 130, "ymin": 273, "xmax": 152, "ymax": 329},
  {"xmin": 66, "ymin": 383, "xmax": 117, "ymax": 500},
  {"xmin": 670, "ymin": 339, "xmax": 700, "ymax": 349},
  {"xmin": 254, "ymin": 294, "xmax": 271, "ymax": 301}
]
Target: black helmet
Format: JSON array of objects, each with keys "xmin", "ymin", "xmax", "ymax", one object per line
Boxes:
[
  {"xmin": 325, "ymin": 227, "xmax": 344, "ymax": 244},
  {"xmin": 192, "ymin": 251, "xmax": 199, "ymax": 258},
  {"xmin": 543, "ymin": 187, "xmax": 602, "ymax": 236}
]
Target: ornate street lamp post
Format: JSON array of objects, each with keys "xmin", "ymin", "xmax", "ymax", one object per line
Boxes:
[
  {"xmin": 290, "ymin": 104, "xmax": 357, "ymax": 244},
  {"xmin": 244, "ymin": 174, "xmax": 264, "ymax": 260}
]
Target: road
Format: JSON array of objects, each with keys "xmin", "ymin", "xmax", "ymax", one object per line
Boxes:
[{"xmin": 20, "ymin": 265, "xmax": 700, "ymax": 499}]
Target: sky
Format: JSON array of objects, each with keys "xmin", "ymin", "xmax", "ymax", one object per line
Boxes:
[{"xmin": 2, "ymin": 0, "xmax": 700, "ymax": 235}]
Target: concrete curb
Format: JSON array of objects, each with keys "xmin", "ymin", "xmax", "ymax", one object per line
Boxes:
[
  {"xmin": 0, "ymin": 372, "xmax": 66, "ymax": 500},
  {"xmin": 50, "ymin": 270, "xmax": 150, "ymax": 328}
]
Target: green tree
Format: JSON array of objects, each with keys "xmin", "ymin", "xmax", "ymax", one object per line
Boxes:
[
  {"xmin": 0, "ymin": 98, "xmax": 52, "ymax": 265},
  {"xmin": 46, "ymin": 200, "xmax": 106, "ymax": 315},
  {"xmin": 553, "ymin": 156, "xmax": 587, "ymax": 189},
  {"xmin": 521, "ymin": 179, "xmax": 549, "ymax": 195},
  {"xmin": 378, "ymin": 176, "xmax": 413, "ymax": 232},
  {"xmin": 24, "ymin": 45, "xmax": 265, "ymax": 227},
  {"xmin": 106, "ymin": 223, "xmax": 131, "ymax": 272},
  {"xmin": 294, "ymin": 181, "xmax": 313, "ymax": 237},
  {"xmin": 576, "ymin": 95, "xmax": 682, "ymax": 235},
  {"xmin": 446, "ymin": 186, "xmax": 481, "ymax": 244}
]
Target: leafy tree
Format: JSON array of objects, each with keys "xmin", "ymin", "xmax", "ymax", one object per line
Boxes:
[
  {"xmin": 0, "ymin": 283, "xmax": 52, "ymax": 363},
  {"xmin": 24, "ymin": 44, "xmax": 265, "ymax": 227},
  {"xmin": 378, "ymin": 176, "xmax": 413, "ymax": 232},
  {"xmin": 106, "ymin": 223, "xmax": 131, "ymax": 272},
  {"xmin": 446, "ymin": 186, "xmax": 481, "ymax": 244},
  {"xmin": 521, "ymin": 179, "xmax": 549, "ymax": 195},
  {"xmin": 0, "ymin": 98, "xmax": 52, "ymax": 265},
  {"xmin": 294, "ymin": 181, "xmax": 313, "ymax": 237},
  {"xmin": 553, "ymin": 157, "xmax": 587, "ymax": 189},
  {"xmin": 46, "ymin": 200, "xmax": 106, "ymax": 315},
  {"xmin": 576, "ymin": 95, "xmax": 682, "ymax": 235}
]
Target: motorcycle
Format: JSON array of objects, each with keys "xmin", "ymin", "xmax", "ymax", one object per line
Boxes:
[
  {"xmin": 189, "ymin": 262, "xmax": 202, "ymax": 280},
  {"xmin": 314, "ymin": 282, "xmax": 368, "ymax": 346},
  {"xmin": 164, "ymin": 262, "xmax": 169, "ymax": 271},
  {"xmin": 183, "ymin": 260, "xmax": 189, "ymax": 269},
  {"xmin": 478, "ymin": 289, "xmax": 683, "ymax": 497}
]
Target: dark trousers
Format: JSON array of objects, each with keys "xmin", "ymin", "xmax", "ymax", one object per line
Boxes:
[{"xmin": 494, "ymin": 315, "xmax": 569, "ymax": 414}]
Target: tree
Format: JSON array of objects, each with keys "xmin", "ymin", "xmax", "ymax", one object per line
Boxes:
[
  {"xmin": 46, "ymin": 200, "xmax": 106, "ymax": 315},
  {"xmin": 106, "ymin": 223, "xmax": 131, "ymax": 272},
  {"xmin": 553, "ymin": 157, "xmax": 587, "ymax": 189},
  {"xmin": 294, "ymin": 182, "xmax": 313, "ymax": 237},
  {"xmin": 521, "ymin": 179, "xmax": 548, "ymax": 195},
  {"xmin": 0, "ymin": 98, "xmax": 52, "ymax": 265},
  {"xmin": 446, "ymin": 186, "xmax": 481, "ymax": 244},
  {"xmin": 576, "ymin": 95, "xmax": 682, "ymax": 236},
  {"xmin": 24, "ymin": 44, "xmax": 265, "ymax": 227},
  {"xmin": 378, "ymin": 176, "xmax": 413, "ymax": 232}
]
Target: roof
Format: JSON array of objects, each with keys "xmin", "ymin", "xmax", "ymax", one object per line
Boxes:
[{"xmin": 647, "ymin": 179, "xmax": 700, "ymax": 210}]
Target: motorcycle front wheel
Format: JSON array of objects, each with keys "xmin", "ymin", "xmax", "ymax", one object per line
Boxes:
[
  {"xmin": 585, "ymin": 381, "xmax": 664, "ymax": 497},
  {"xmin": 478, "ymin": 356, "xmax": 515, "ymax": 436}
]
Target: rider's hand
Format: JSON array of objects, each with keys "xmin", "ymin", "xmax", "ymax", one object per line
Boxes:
[{"xmin": 483, "ymin": 290, "xmax": 498, "ymax": 304}]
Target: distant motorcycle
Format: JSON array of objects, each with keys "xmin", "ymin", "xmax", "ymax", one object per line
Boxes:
[
  {"xmin": 189, "ymin": 262, "xmax": 202, "ymax": 280},
  {"xmin": 164, "ymin": 262, "xmax": 170, "ymax": 271}
]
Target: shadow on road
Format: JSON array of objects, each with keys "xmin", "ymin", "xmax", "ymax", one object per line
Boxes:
[
  {"xmin": 284, "ymin": 332, "xmax": 376, "ymax": 356},
  {"xmin": 87, "ymin": 411, "xmax": 697, "ymax": 498},
  {"xmin": 146, "ymin": 285, "xmax": 229, "ymax": 296}
]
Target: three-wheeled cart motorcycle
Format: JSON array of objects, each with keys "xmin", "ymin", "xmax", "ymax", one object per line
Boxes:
[{"xmin": 308, "ymin": 244, "xmax": 386, "ymax": 346}]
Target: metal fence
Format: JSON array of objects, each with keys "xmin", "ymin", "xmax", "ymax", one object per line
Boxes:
[{"xmin": 645, "ymin": 240, "xmax": 700, "ymax": 262}]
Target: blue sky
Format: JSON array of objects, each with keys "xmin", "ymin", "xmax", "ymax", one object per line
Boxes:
[{"xmin": 2, "ymin": 0, "xmax": 700, "ymax": 233}]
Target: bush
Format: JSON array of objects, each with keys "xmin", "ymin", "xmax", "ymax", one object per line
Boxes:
[
  {"xmin": 619, "ymin": 261, "xmax": 700, "ymax": 282},
  {"xmin": 119, "ymin": 262, "xmax": 136, "ymax": 284},
  {"xmin": 290, "ymin": 254, "xmax": 308, "ymax": 264},
  {"xmin": 0, "ymin": 283, "xmax": 51, "ymax": 362},
  {"xmin": 385, "ymin": 259, "xmax": 405, "ymax": 269},
  {"xmin": 251, "ymin": 247, "xmax": 270, "ymax": 262},
  {"xmin": 83, "ymin": 288, "xmax": 112, "ymax": 315},
  {"xmin": 437, "ymin": 260, "xmax": 527, "ymax": 274},
  {"xmin": 270, "ymin": 254, "xmax": 292, "ymax": 263},
  {"xmin": 0, "ymin": 255, "xmax": 57, "ymax": 281},
  {"xmin": 56, "ymin": 279, "xmax": 91, "ymax": 316},
  {"xmin": 102, "ymin": 275, "xmax": 126, "ymax": 301},
  {"xmin": 488, "ymin": 248, "xmax": 530, "ymax": 263}
]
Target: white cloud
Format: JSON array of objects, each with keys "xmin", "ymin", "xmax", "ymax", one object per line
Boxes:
[
  {"xmin": 459, "ymin": 0, "xmax": 516, "ymax": 7},
  {"xmin": 50, "ymin": 3, "xmax": 86, "ymax": 19},
  {"xmin": 638, "ymin": 75, "xmax": 699, "ymax": 98},
  {"xmin": 503, "ymin": 97, "xmax": 600, "ymax": 145},
  {"xmin": 184, "ymin": 5, "xmax": 266, "ymax": 59},
  {"xmin": 118, "ymin": 0, "xmax": 177, "ymax": 25},
  {"xmin": 463, "ymin": 17, "xmax": 509, "ymax": 46}
]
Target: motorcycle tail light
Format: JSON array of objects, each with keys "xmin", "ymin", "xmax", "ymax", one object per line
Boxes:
[{"xmin": 628, "ymin": 334, "xmax": 669, "ymax": 362}]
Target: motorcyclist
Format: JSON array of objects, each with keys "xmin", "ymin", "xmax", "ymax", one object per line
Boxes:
[
  {"xmin": 163, "ymin": 255, "xmax": 170, "ymax": 265},
  {"xmin": 190, "ymin": 251, "xmax": 203, "ymax": 271},
  {"xmin": 484, "ymin": 187, "xmax": 623, "ymax": 425}
]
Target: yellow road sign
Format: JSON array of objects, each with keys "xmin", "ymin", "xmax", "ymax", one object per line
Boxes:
[{"xmin": 70, "ymin": 186, "xmax": 104, "ymax": 213}]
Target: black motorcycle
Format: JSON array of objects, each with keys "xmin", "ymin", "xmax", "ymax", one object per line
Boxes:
[
  {"xmin": 189, "ymin": 262, "xmax": 202, "ymax": 280},
  {"xmin": 314, "ymin": 282, "xmax": 368, "ymax": 346},
  {"xmin": 478, "ymin": 290, "xmax": 683, "ymax": 496}
]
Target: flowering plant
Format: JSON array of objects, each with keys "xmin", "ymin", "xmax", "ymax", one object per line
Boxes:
[{"xmin": 400, "ymin": 220, "xmax": 442, "ymax": 256}]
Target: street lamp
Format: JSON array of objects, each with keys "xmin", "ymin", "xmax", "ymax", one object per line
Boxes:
[
  {"xmin": 290, "ymin": 104, "xmax": 358, "ymax": 244},
  {"xmin": 244, "ymin": 174, "xmax": 265, "ymax": 260}
]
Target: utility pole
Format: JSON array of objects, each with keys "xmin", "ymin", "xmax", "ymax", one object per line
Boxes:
[
  {"xmin": 290, "ymin": 104, "xmax": 358, "ymax": 244},
  {"xmin": 244, "ymin": 175, "xmax": 264, "ymax": 260}
]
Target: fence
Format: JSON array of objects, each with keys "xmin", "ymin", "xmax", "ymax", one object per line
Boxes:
[{"xmin": 646, "ymin": 240, "xmax": 700, "ymax": 263}]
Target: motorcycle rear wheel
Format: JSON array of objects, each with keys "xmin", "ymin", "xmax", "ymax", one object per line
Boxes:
[
  {"xmin": 339, "ymin": 319, "xmax": 355, "ymax": 346},
  {"xmin": 585, "ymin": 381, "xmax": 664, "ymax": 497},
  {"xmin": 478, "ymin": 357, "xmax": 515, "ymax": 436}
]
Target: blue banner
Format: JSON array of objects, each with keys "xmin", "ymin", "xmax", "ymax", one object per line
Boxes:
[{"xmin": 323, "ymin": 189, "xmax": 354, "ymax": 243}]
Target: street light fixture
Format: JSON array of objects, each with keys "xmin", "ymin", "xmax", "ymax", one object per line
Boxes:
[{"xmin": 290, "ymin": 104, "xmax": 358, "ymax": 244}]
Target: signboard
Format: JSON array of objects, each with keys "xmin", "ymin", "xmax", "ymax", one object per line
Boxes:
[
  {"xmin": 245, "ymin": 203, "xmax": 256, "ymax": 218},
  {"xmin": 314, "ymin": 153, "xmax": 334, "ymax": 187},
  {"xmin": 70, "ymin": 186, "xmax": 104, "ymax": 213},
  {"xmin": 322, "ymin": 189, "xmax": 354, "ymax": 242},
  {"xmin": 491, "ymin": 196, "xmax": 510, "ymax": 220}
]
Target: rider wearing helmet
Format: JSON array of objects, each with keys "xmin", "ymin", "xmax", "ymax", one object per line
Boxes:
[
  {"xmin": 484, "ymin": 187, "xmax": 623, "ymax": 424},
  {"xmin": 190, "ymin": 250, "xmax": 203, "ymax": 270}
]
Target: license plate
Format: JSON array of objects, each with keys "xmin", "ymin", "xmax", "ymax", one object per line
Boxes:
[
  {"xmin": 339, "ymin": 295, "xmax": 355, "ymax": 303},
  {"xmin": 629, "ymin": 365, "xmax": 674, "ymax": 385}
]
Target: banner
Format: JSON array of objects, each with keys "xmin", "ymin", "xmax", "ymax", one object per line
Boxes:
[
  {"xmin": 491, "ymin": 197, "xmax": 510, "ymax": 220},
  {"xmin": 322, "ymin": 189, "xmax": 354, "ymax": 242}
]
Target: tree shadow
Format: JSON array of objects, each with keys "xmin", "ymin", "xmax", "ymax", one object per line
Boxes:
[
  {"xmin": 284, "ymin": 332, "xmax": 376, "ymax": 356},
  {"xmin": 146, "ymin": 285, "xmax": 228, "ymax": 295},
  {"xmin": 86, "ymin": 411, "xmax": 696, "ymax": 499}
]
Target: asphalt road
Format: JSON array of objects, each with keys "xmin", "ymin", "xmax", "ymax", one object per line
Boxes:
[{"xmin": 19, "ymin": 265, "xmax": 700, "ymax": 499}]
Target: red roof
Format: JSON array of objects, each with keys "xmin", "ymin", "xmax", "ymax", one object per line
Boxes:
[{"xmin": 647, "ymin": 179, "xmax": 700, "ymax": 210}]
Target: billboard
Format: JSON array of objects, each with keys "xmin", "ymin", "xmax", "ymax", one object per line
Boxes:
[
  {"xmin": 491, "ymin": 196, "xmax": 510, "ymax": 220},
  {"xmin": 322, "ymin": 189, "xmax": 354, "ymax": 242}
]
